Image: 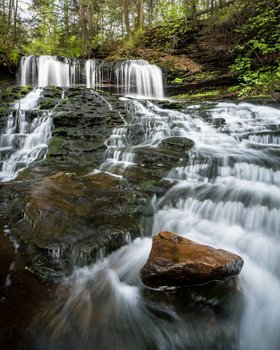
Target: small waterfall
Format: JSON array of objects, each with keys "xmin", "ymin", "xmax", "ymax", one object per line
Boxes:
[
  {"xmin": 19, "ymin": 56, "xmax": 38, "ymax": 86},
  {"xmin": 0, "ymin": 89, "xmax": 52, "ymax": 182},
  {"xmin": 115, "ymin": 60, "xmax": 164, "ymax": 98},
  {"xmin": 18, "ymin": 56, "xmax": 84, "ymax": 88},
  {"xmin": 37, "ymin": 56, "xmax": 71, "ymax": 87},
  {"xmin": 18, "ymin": 56, "xmax": 164, "ymax": 98}
]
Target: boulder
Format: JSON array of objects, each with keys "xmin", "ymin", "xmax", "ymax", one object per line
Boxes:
[{"xmin": 140, "ymin": 231, "xmax": 244, "ymax": 288}]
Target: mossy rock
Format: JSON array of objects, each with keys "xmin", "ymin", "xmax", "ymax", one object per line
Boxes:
[
  {"xmin": 156, "ymin": 100, "xmax": 183, "ymax": 110},
  {"xmin": 48, "ymin": 137, "xmax": 67, "ymax": 157},
  {"xmin": 38, "ymin": 98, "xmax": 60, "ymax": 110},
  {"xmin": 158, "ymin": 137, "xmax": 195, "ymax": 153},
  {"xmin": 134, "ymin": 146, "xmax": 189, "ymax": 169}
]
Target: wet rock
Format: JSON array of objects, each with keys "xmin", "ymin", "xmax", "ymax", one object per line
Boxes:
[
  {"xmin": 158, "ymin": 136, "xmax": 195, "ymax": 153},
  {"xmin": 212, "ymin": 117, "xmax": 225, "ymax": 128},
  {"xmin": 140, "ymin": 231, "xmax": 244, "ymax": 288},
  {"xmin": 38, "ymin": 97, "xmax": 60, "ymax": 110},
  {"xmin": 135, "ymin": 146, "xmax": 189, "ymax": 169},
  {"xmin": 47, "ymin": 87, "xmax": 128, "ymax": 169},
  {"xmin": 7, "ymin": 171, "xmax": 147, "ymax": 279},
  {"xmin": 156, "ymin": 100, "xmax": 183, "ymax": 110}
]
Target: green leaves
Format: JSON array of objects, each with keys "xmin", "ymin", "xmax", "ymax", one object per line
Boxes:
[{"xmin": 230, "ymin": 0, "xmax": 280, "ymax": 96}]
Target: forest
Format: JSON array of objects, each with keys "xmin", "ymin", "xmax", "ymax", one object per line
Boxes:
[{"xmin": 0, "ymin": 0, "xmax": 279, "ymax": 97}]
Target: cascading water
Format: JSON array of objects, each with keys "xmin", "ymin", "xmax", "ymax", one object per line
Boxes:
[
  {"xmin": 3, "ymin": 56, "xmax": 280, "ymax": 349},
  {"xmin": 115, "ymin": 60, "xmax": 164, "ymax": 98},
  {"xmin": 3, "ymin": 55, "xmax": 163, "ymax": 181},
  {"xmin": 19, "ymin": 55, "xmax": 164, "ymax": 98},
  {"xmin": 100, "ymin": 98, "xmax": 174, "ymax": 172},
  {"xmin": 0, "ymin": 89, "xmax": 52, "ymax": 182},
  {"xmin": 26, "ymin": 99, "xmax": 280, "ymax": 350}
]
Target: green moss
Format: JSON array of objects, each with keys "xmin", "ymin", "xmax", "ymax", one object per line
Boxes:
[
  {"xmin": 123, "ymin": 192, "xmax": 138, "ymax": 205},
  {"xmin": 0, "ymin": 86, "xmax": 32, "ymax": 105},
  {"xmin": 48, "ymin": 137, "xmax": 66, "ymax": 156},
  {"xmin": 172, "ymin": 89, "xmax": 223, "ymax": 100},
  {"xmin": 138, "ymin": 179, "xmax": 157, "ymax": 191},
  {"xmin": 171, "ymin": 246, "xmax": 179, "ymax": 263},
  {"xmin": 191, "ymin": 72, "xmax": 216, "ymax": 81},
  {"xmin": 171, "ymin": 77, "xmax": 187, "ymax": 84},
  {"xmin": 25, "ymin": 265, "xmax": 58, "ymax": 281}
]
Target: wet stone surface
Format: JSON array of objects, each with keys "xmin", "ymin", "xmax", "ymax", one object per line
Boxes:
[{"xmin": 140, "ymin": 231, "xmax": 244, "ymax": 288}]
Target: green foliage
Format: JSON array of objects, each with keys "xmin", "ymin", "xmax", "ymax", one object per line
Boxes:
[
  {"xmin": 230, "ymin": 0, "xmax": 280, "ymax": 95},
  {"xmin": 65, "ymin": 35, "xmax": 84, "ymax": 57},
  {"xmin": 154, "ymin": 0, "xmax": 186, "ymax": 23},
  {"xmin": 173, "ymin": 89, "xmax": 222, "ymax": 100},
  {"xmin": 171, "ymin": 77, "xmax": 186, "ymax": 84},
  {"xmin": 9, "ymin": 49, "xmax": 20, "ymax": 64}
]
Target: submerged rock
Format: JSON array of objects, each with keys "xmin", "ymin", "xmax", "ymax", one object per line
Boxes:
[{"xmin": 140, "ymin": 231, "xmax": 244, "ymax": 288}]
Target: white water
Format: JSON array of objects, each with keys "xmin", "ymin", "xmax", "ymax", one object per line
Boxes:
[
  {"xmin": 29, "ymin": 100, "xmax": 280, "ymax": 350},
  {"xmin": 0, "ymin": 89, "xmax": 52, "ymax": 181},
  {"xmin": 152, "ymin": 102, "xmax": 280, "ymax": 349},
  {"xmin": 19, "ymin": 55, "xmax": 164, "ymax": 98},
  {"xmin": 7, "ymin": 57, "xmax": 280, "ymax": 348},
  {"xmin": 116, "ymin": 60, "xmax": 164, "ymax": 98},
  {"xmin": 100, "ymin": 98, "xmax": 174, "ymax": 171}
]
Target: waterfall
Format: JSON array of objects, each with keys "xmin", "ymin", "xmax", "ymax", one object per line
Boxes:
[
  {"xmin": 29, "ymin": 100, "xmax": 280, "ymax": 350},
  {"xmin": 115, "ymin": 60, "xmax": 164, "ymax": 98},
  {"xmin": 18, "ymin": 56, "xmax": 164, "ymax": 98},
  {"xmin": 19, "ymin": 56, "xmax": 38, "ymax": 86},
  {"xmin": 0, "ymin": 89, "xmax": 52, "ymax": 182}
]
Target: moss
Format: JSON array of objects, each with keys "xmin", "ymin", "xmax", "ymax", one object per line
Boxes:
[
  {"xmin": 38, "ymin": 98, "xmax": 58, "ymax": 110},
  {"xmin": 47, "ymin": 137, "xmax": 66, "ymax": 156},
  {"xmin": 172, "ymin": 89, "xmax": 224, "ymax": 100},
  {"xmin": 25, "ymin": 265, "xmax": 58, "ymax": 281},
  {"xmin": 123, "ymin": 192, "xmax": 138, "ymax": 205},
  {"xmin": 0, "ymin": 86, "xmax": 32, "ymax": 106},
  {"xmin": 171, "ymin": 246, "xmax": 179, "ymax": 263},
  {"xmin": 190, "ymin": 71, "xmax": 217, "ymax": 81},
  {"xmin": 138, "ymin": 179, "xmax": 157, "ymax": 191}
]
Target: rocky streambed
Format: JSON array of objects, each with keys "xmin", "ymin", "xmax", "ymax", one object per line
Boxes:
[
  {"xmin": 0, "ymin": 87, "xmax": 196, "ymax": 281},
  {"xmin": 1, "ymin": 86, "xmax": 280, "ymax": 349}
]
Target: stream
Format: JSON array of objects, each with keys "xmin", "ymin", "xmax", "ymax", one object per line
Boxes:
[{"xmin": 0, "ymin": 56, "xmax": 280, "ymax": 349}]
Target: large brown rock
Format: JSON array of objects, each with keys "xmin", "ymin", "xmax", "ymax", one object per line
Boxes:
[{"xmin": 140, "ymin": 231, "xmax": 244, "ymax": 288}]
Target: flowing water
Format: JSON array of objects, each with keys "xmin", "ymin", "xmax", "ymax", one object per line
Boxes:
[
  {"xmin": 1, "ymin": 57, "xmax": 280, "ymax": 349},
  {"xmin": 24, "ymin": 99, "xmax": 280, "ymax": 350},
  {"xmin": 0, "ymin": 88, "xmax": 52, "ymax": 182},
  {"xmin": 19, "ymin": 56, "xmax": 164, "ymax": 98}
]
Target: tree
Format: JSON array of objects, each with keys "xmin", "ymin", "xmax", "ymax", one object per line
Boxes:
[{"xmin": 123, "ymin": 0, "xmax": 132, "ymax": 38}]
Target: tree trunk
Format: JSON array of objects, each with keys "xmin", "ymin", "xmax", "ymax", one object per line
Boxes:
[
  {"xmin": 12, "ymin": 0, "xmax": 18, "ymax": 48},
  {"xmin": 63, "ymin": 0, "xmax": 70, "ymax": 43},
  {"xmin": 138, "ymin": 0, "xmax": 144, "ymax": 30},
  {"xmin": 148, "ymin": 0, "xmax": 154, "ymax": 25},
  {"xmin": 191, "ymin": 0, "xmax": 198, "ymax": 26},
  {"xmin": 123, "ymin": 0, "xmax": 132, "ymax": 38},
  {"xmin": 211, "ymin": 0, "xmax": 214, "ymax": 16},
  {"xmin": 4, "ymin": 0, "xmax": 13, "ymax": 44}
]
